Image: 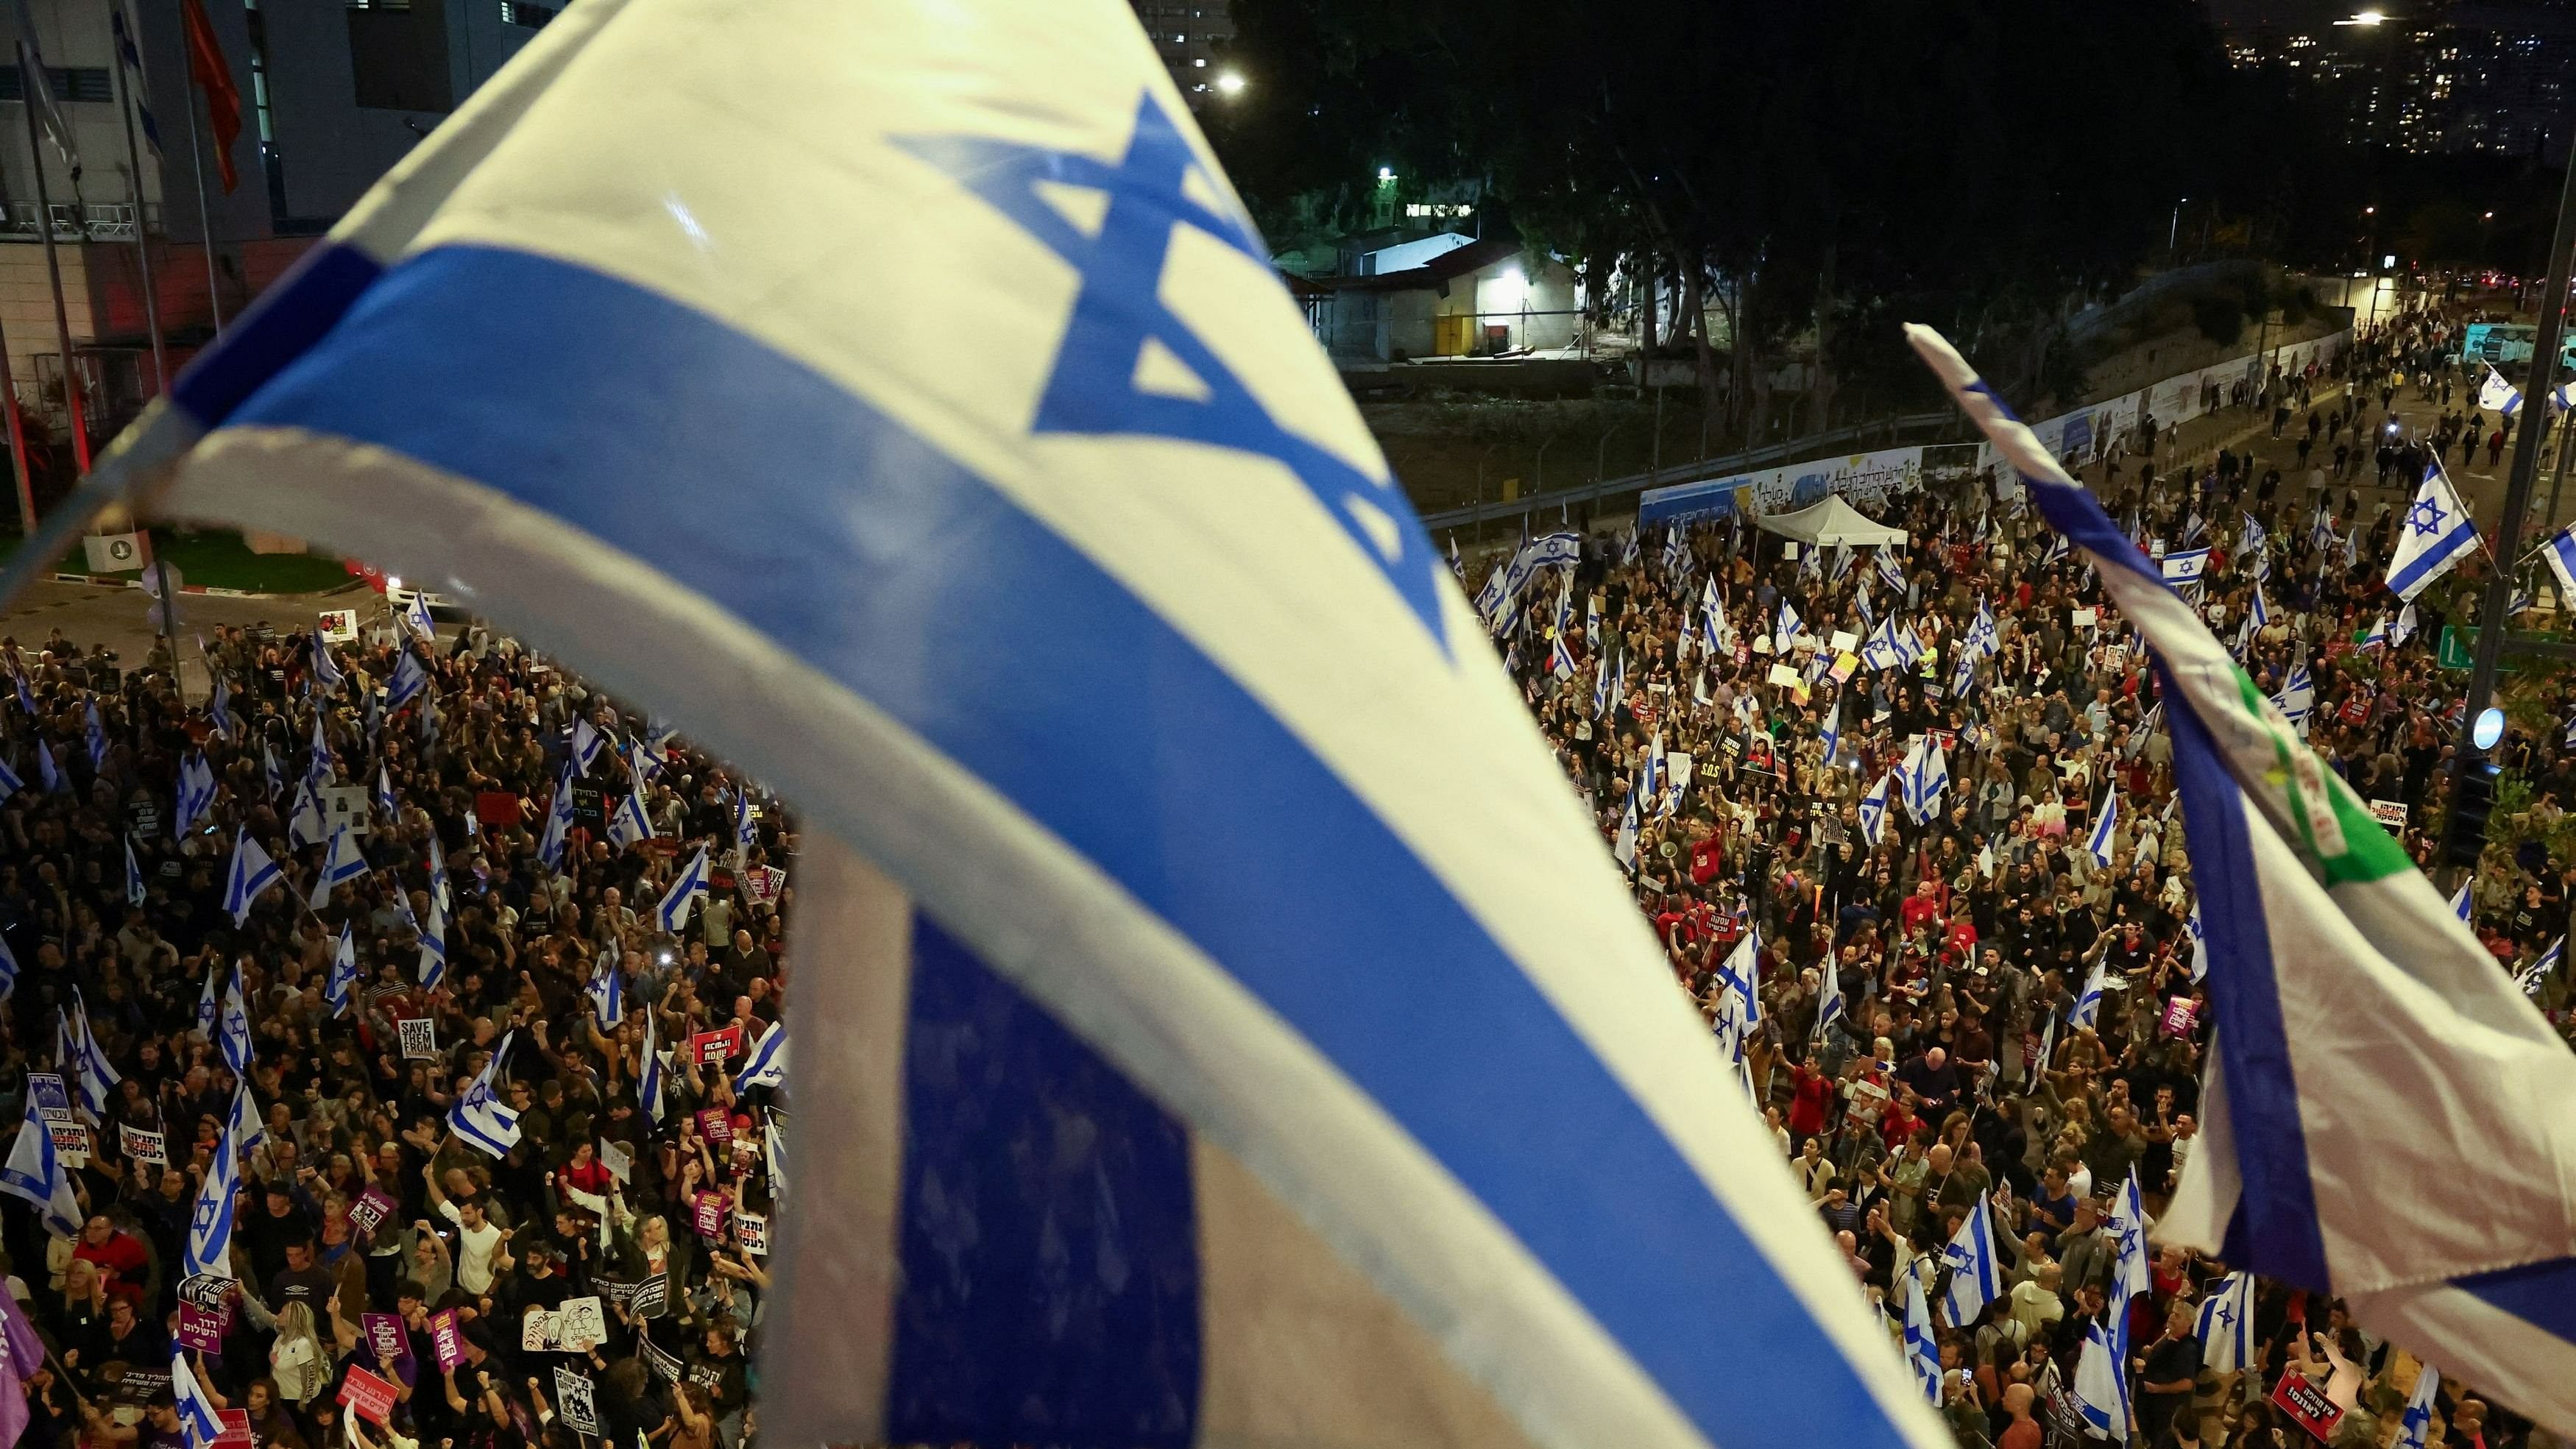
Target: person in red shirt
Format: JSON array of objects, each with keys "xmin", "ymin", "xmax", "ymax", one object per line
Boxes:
[
  {"xmin": 1899, "ymin": 879, "xmax": 1946, "ymax": 938},
  {"xmin": 72, "ymin": 1216, "xmax": 149, "ymax": 1303},
  {"xmin": 1786, "ymin": 1054, "xmax": 1835, "ymax": 1141}
]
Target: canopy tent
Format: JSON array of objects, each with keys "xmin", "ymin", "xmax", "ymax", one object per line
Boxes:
[{"xmin": 1753, "ymin": 497, "xmax": 1906, "ymax": 549}]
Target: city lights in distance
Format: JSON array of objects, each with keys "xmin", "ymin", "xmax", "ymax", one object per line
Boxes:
[{"xmin": 2335, "ymin": 9, "xmax": 2387, "ymax": 24}]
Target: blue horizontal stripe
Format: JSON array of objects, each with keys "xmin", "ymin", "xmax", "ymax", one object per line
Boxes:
[
  {"xmin": 889, "ymin": 913, "xmax": 1200, "ymax": 1445},
  {"xmin": 2388, "ymin": 522, "xmax": 2477, "ymax": 598},
  {"xmin": 169, "ymin": 243, "xmax": 386, "ymax": 430},
  {"xmin": 2455, "ymin": 1255, "xmax": 2576, "ymax": 1343},
  {"xmin": 224, "ymin": 243, "xmax": 1916, "ymax": 1449}
]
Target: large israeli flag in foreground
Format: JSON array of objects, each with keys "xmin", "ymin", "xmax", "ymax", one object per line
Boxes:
[
  {"xmin": 1911, "ymin": 324, "xmax": 2576, "ymax": 1437},
  {"xmin": 57, "ymin": 5, "xmax": 1950, "ymax": 1448}
]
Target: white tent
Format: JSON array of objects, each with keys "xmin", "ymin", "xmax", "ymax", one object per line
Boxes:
[{"xmin": 1753, "ymin": 497, "xmax": 1907, "ymax": 548}]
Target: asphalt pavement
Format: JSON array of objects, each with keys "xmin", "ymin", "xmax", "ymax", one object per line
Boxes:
[{"xmin": 0, "ymin": 577, "xmax": 384, "ymax": 698}]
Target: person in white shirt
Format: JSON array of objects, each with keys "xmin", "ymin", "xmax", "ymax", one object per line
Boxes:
[{"xmin": 425, "ymin": 1162, "xmax": 510, "ymax": 1295}]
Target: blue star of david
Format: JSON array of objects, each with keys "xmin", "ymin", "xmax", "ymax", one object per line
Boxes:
[
  {"xmin": 899, "ymin": 94, "xmax": 1451, "ymax": 651},
  {"xmin": 2408, "ymin": 496, "xmax": 2447, "ymax": 536},
  {"xmin": 2211, "ymin": 1300, "xmax": 2235, "ymax": 1331}
]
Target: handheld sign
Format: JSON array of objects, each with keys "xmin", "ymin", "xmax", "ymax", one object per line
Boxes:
[
  {"xmin": 691, "ymin": 1191, "xmax": 727, "ymax": 1241},
  {"xmin": 690, "ymin": 1024, "xmax": 743, "ymax": 1065},
  {"xmin": 348, "ymin": 1186, "xmax": 397, "ymax": 1236},
  {"xmin": 598, "ymin": 1138, "xmax": 631, "ymax": 1184},
  {"xmin": 2270, "ymin": 1370, "xmax": 2345, "ymax": 1442},
  {"xmin": 318, "ymin": 610, "xmax": 360, "ymax": 643},
  {"xmin": 362, "ymin": 1312, "xmax": 407, "ymax": 1365},
  {"xmin": 430, "ymin": 1309, "xmax": 464, "ymax": 1371},
  {"xmin": 397, "ymin": 1018, "xmax": 438, "ymax": 1059},
  {"xmin": 556, "ymin": 1296, "xmax": 607, "ymax": 1353},
  {"xmin": 338, "ymin": 1367, "xmax": 399, "ymax": 1426},
  {"xmin": 553, "ymin": 1369, "xmax": 598, "ymax": 1435},
  {"xmin": 176, "ymin": 1302, "xmax": 229, "ymax": 1353},
  {"xmin": 120, "ymin": 1124, "xmax": 168, "ymax": 1167},
  {"xmin": 213, "ymin": 1410, "xmax": 254, "ymax": 1448},
  {"xmin": 696, "ymin": 1108, "xmax": 734, "ymax": 1151},
  {"xmin": 732, "ymin": 1211, "xmax": 768, "ymax": 1256}
]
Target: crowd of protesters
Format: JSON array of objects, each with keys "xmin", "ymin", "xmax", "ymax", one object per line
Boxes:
[
  {"xmin": 1493, "ymin": 309, "xmax": 2575, "ymax": 1448},
  {"xmin": 0, "ymin": 607, "xmax": 785, "ymax": 1449}
]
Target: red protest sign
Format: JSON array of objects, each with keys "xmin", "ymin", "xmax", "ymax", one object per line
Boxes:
[
  {"xmin": 696, "ymin": 1108, "xmax": 734, "ymax": 1152},
  {"xmin": 2269, "ymin": 1370, "xmax": 2345, "ymax": 1442},
  {"xmin": 690, "ymin": 1190, "xmax": 728, "ymax": 1241},
  {"xmin": 691, "ymin": 1024, "xmax": 742, "ymax": 1065},
  {"xmin": 213, "ymin": 1411, "xmax": 252, "ymax": 1449},
  {"xmin": 339, "ymin": 1366, "xmax": 399, "ymax": 1425},
  {"xmin": 176, "ymin": 1302, "xmax": 230, "ymax": 1353},
  {"xmin": 475, "ymin": 790, "xmax": 525, "ymax": 826}
]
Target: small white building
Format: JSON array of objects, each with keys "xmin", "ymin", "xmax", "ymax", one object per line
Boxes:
[{"xmin": 1307, "ymin": 235, "xmax": 1579, "ymax": 363}]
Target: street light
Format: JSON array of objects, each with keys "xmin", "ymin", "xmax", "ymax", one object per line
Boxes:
[
  {"xmin": 2335, "ymin": 9, "xmax": 2387, "ymax": 24},
  {"xmin": 1214, "ymin": 70, "xmax": 1246, "ymax": 97}
]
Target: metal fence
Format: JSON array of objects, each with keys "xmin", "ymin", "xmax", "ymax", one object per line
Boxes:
[{"xmin": 0, "ymin": 201, "xmax": 157, "ymax": 242}]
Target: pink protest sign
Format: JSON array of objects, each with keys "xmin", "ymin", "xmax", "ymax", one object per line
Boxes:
[{"xmin": 430, "ymin": 1309, "xmax": 464, "ymax": 1371}]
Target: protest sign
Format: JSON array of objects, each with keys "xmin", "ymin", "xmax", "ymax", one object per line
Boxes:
[
  {"xmin": 397, "ymin": 1018, "xmax": 438, "ymax": 1059},
  {"xmin": 690, "ymin": 1025, "xmax": 742, "ymax": 1065},
  {"xmin": 349, "ymin": 1186, "xmax": 397, "ymax": 1236},
  {"xmin": 339, "ymin": 1367, "xmax": 398, "ymax": 1425},
  {"xmin": 556, "ymin": 1297, "xmax": 607, "ymax": 1352},
  {"xmin": 522, "ymin": 1309, "xmax": 562, "ymax": 1352},
  {"xmin": 640, "ymin": 1338, "xmax": 684, "ymax": 1384},
  {"xmin": 2270, "ymin": 1370, "xmax": 2345, "ymax": 1442},
  {"xmin": 733, "ymin": 1210, "xmax": 768, "ymax": 1256},
  {"xmin": 176, "ymin": 1302, "xmax": 230, "ymax": 1352},
  {"xmin": 362, "ymin": 1312, "xmax": 406, "ymax": 1364},
  {"xmin": 696, "ymin": 1108, "xmax": 734, "ymax": 1151},
  {"xmin": 598, "ymin": 1138, "xmax": 631, "ymax": 1184},
  {"xmin": 745, "ymin": 865, "xmax": 786, "ymax": 903},
  {"xmin": 691, "ymin": 1191, "xmax": 727, "ymax": 1241},
  {"xmin": 179, "ymin": 1274, "xmax": 233, "ymax": 1308},
  {"xmin": 430, "ymin": 1310, "xmax": 464, "ymax": 1370},
  {"xmin": 553, "ymin": 1370, "xmax": 598, "ymax": 1435},
  {"xmin": 214, "ymin": 1410, "xmax": 253, "ymax": 1448},
  {"xmin": 26, "ymin": 1073, "xmax": 70, "ymax": 1127},
  {"xmin": 318, "ymin": 609, "xmax": 360, "ymax": 643},
  {"xmin": 2370, "ymin": 798, "xmax": 2408, "ymax": 832},
  {"xmin": 629, "ymin": 1273, "xmax": 670, "ymax": 1319},
  {"xmin": 119, "ymin": 1124, "xmax": 167, "ymax": 1166}
]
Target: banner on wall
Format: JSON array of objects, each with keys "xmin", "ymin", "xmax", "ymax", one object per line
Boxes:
[{"xmin": 1636, "ymin": 330, "xmax": 2350, "ymax": 531}]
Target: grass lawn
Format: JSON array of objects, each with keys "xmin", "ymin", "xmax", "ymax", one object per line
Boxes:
[{"xmin": 4, "ymin": 526, "xmax": 359, "ymax": 596}]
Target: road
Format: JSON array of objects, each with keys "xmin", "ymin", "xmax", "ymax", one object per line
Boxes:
[{"xmin": 0, "ymin": 577, "xmax": 375, "ymax": 697}]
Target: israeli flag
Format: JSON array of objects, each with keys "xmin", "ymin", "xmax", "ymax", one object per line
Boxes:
[
  {"xmin": 2240, "ymin": 511, "xmax": 2267, "ymax": 557},
  {"xmin": 194, "ymin": 966, "xmax": 219, "ymax": 1041},
  {"xmin": 310, "ymin": 824, "xmax": 369, "ymax": 910},
  {"xmin": 375, "ymin": 762, "xmax": 397, "ymax": 817},
  {"xmin": 1900, "ymin": 737, "xmax": 1947, "ymax": 825},
  {"xmin": 35, "ymin": 742, "xmax": 61, "ymax": 796},
  {"xmin": 325, "ymin": 924, "xmax": 358, "ymax": 1017},
  {"xmin": 223, "ymin": 829, "xmax": 281, "ymax": 924},
  {"xmin": 2543, "ymin": 523, "xmax": 2576, "ymax": 608},
  {"xmin": 1900, "ymin": 1272, "xmax": 1940, "ymax": 1405},
  {"xmin": 2276, "ymin": 663, "xmax": 2315, "ymax": 727},
  {"xmin": 1858, "ymin": 772, "xmax": 1891, "ymax": 847},
  {"xmin": 585, "ymin": 954, "xmax": 623, "ymax": 1024},
  {"xmin": 2480, "ymin": 361, "xmax": 2531, "ymax": 419},
  {"xmin": 227, "ymin": 1082, "xmax": 267, "ymax": 1155},
  {"xmin": 427, "ymin": 832, "xmax": 450, "ymax": 913},
  {"xmin": 2159, "ymin": 547, "xmax": 2210, "ymax": 584},
  {"xmin": 1861, "ymin": 617, "xmax": 1903, "ymax": 671},
  {"xmin": 639, "ymin": 1012, "xmax": 668, "ymax": 1128},
  {"xmin": 1939, "ymin": 1195, "xmax": 2000, "ymax": 1329},
  {"xmin": 2073, "ymin": 1321, "xmax": 2127, "ymax": 1441},
  {"xmin": 1813, "ymin": 956, "xmax": 1846, "ymax": 1044},
  {"xmin": 2393, "ymin": 600, "xmax": 2420, "ymax": 648},
  {"xmin": 1914, "ymin": 322, "xmax": 2576, "ymax": 1436},
  {"xmin": 1714, "ymin": 929, "xmax": 1761, "ymax": 1028},
  {"xmin": 173, "ymin": 1350, "xmax": 224, "ymax": 1449},
  {"xmin": 180, "ymin": 753, "xmax": 215, "ymax": 835},
  {"xmin": 125, "ymin": 836, "xmax": 146, "ymax": 907},
  {"xmin": 218, "ymin": 968, "xmax": 252, "ymax": 1075},
  {"xmin": 417, "ymin": 890, "xmax": 448, "ymax": 989},
  {"xmin": 2086, "ymin": 788, "xmax": 2117, "ymax": 869},
  {"xmin": 183, "ymin": 1114, "xmax": 238, "ymax": 1278},
  {"xmin": 403, "ymin": 589, "xmax": 438, "ymax": 641},
  {"xmin": 1876, "ymin": 547, "xmax": 1907, "ymax": 592},
  {"xmin": 311, "ymin": 634, "xmax": 344, "ymax": 691},
  {"xmin": 607, "ymin": 781, "xmax": 653, "ymax": 849},
  {"xmin": 261, "ymin": 741, "xmax": 283, "ymax": 799},
  {"xmin": 68, "ymin": 993, "xmax": 121, "ymax": 1118},
  {"xmin": 1547, "ymin": 628, "xmax": 1577, "ymax": 681},
  {"xmin": 307, "ymin": 711, "xmax": 334, "ymax": 786},
  {"xmin": 0, "ymin": 751, "xmax": 21, "ymax": 801},
  {"xmin": 84, "ymin": 701, "xmax": 107, "ymax": 768},
  {"xmin": 657, "ymin": 845, "xmax": 711, "ymax": 933},
  {"xmin": 2194, "ymin": 1271, "xmax": 2257, "ymax": 1375},
  {"xmin": 448, "ymin": 1031, "xmax": 522, "ymax": 1158},
  {"xmin": 2363, "ymin": 613, "xmax": 2389, "ymax": 651},
  {"xmin": 2069, "ymin": 953, "xmax": 2106, "ymax": 1032},
  {"xmin": 1775, "ymin": 599, "xmax": 1803, "ymax": 651},
  {"xmin": 1640, "ymin": 731, "xmax": 1666, "ymax": 815},
  {"xmin": 2187, "ymin": 901, "xmax": 2209, "ymax": 984},
  {"xmin": 206, "ymin": 674, "xmax": 234, "ymax": 738},
  {"xmin": 386, "ymin": 645, "xmax": 429, "ymax": 711},
  {"xmin": 1613, "ymin": 790, "xmax": 1639, "ymax": 873},
  {"xmin": 2451, "ymin": 878, "xmax": 2475, "ymax": 924},
  {"xmin": 2388, "ymin": 461, "xmax": 2480, "ymax": 602},
  {"xmin": 62, "ymin": 8, "xmax": 1964, "ymax": 1445},
  {"xmin": 0, "ymin": 936, "xmax": 21, "ymax": 1001},
  {"xmin": 0, "ymin": 1086, "xmax": 80, "ymax": 1237},
  {"xmin": 2250, "ymin": 579, "xmax": 2271, "ymax": 632},
  {"xmin": 1818, "ymin": 716, "xmax": 1840, "ymax": 771},
  {"xmin": 2517, "ymin": 935, "xmax": 2562, "ymax": 996},
  {"xmin": 6, "ymin": 669, "xmax": 28, "ymax": 715},
  {"xmin": 2395, "ymin": 1359, "xmax": 2441, "ymax": 1449},
  {"xmin": 288, "ymin": 779, "xmax": 328, "ymax": 849},
  {"xmin": 571, "ymin": 716, "xmax": 607, "ymax": 773},
  {"xmin": 539, "ymin": 763, "xmax": 577, "ymax": 868},
  {"xmin": 735, "ymin": 1017, "xmax": 788, "ymax": 1093}
]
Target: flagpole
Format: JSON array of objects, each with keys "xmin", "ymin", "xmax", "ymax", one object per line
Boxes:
[
  {"xmin": 180, "ymin": 63, "xmax": 221, "ymax": 332},
  {"xmin": 19, "ymin": 76, "xmax": 93, "ymax": 475},
  {"xmin": 109, "ymin": 15, "xmax": 168, "ymax": 395},
  {"xmin": 0, "ymin": 297, "xmax": 33, "ymax": 536},
  {"xmin": 2455, "ymin": 130, "xmax": 2576, "ymax": 851}
]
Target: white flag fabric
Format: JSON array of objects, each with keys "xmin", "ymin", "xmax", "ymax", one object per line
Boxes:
[
  {"xmin": 733, "ymin": 1017, "xmax": 786, "ymax": 1093},
  {"xmin": 310, "ymin": 824, "xmax": 369, "ymax": 909},
  {"xmin": 0, "ymin": 1089, "xmax": 80, "ymax": 1236},
  {"xmin": 655, "ymin": 845, "xmax": 710, "ymax": 933},
  {"xmin": 2396, "ymin": 1359, "xmax": 2442, "ymax": 1449},
  {"xmin": 184, "ymin": 1111, "xmax": 238, "ymax": 1278},
  {"xmin": 217, "ymin": 968, "xmax": 252, "ymax": 1075},
  {"xmin": 2074, "ymin": 1321, "xmax": 2128, "ymax": 1442},
  {"xmin": 2194, "ymin": 1271, "xmax": 2257, "ymax": 1375},
  {"xmin": 173, "ymin": 1349, "xmax": 223, "ymax": 1449},
  {"xmin": 448, "ymin": 1032, "xmax": 522, "ymax": 1158},
  {"xmin": 2086, "ymin": 787, "xmax": 2117, "ymax": 870},
  {"xmin": 1913, "ymin": 323, "xmax": 2576, "ymax": 1436},
  {"xmin": 1858, "ymin": 773, "xmax": 1890, "ymax": 846},
  {"xmin": 1939, "ymin": 1195, "xmax": 1999, "ymax": 1330},
  {"xmin": 223, "ymin": 830, "xmax": 280, "ymax": 924},
  {"xmin": 2386, "ymin": 461, "xmax": 2480, "ymax": 602},
  {"xmin": 1900, "ymin": 1272, "xmax": 1939, "ymax": 1405},
  {"xmin": 102, "ymin": 6, "xmax": 1958, "ymax": 1447},
  {"xmin": 2545, "ymin": 523, "xmax": 2576, "ymax": 605}
]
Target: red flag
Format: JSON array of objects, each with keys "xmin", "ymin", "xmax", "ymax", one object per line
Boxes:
[{"xmin": 180, "ymin": 0, "xmax": 242, "ymax": 193}]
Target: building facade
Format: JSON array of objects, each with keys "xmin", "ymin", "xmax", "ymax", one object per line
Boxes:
[{"xmin": 1126, "ymin": 0, "xmax": 1232, "ymax": 105}]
